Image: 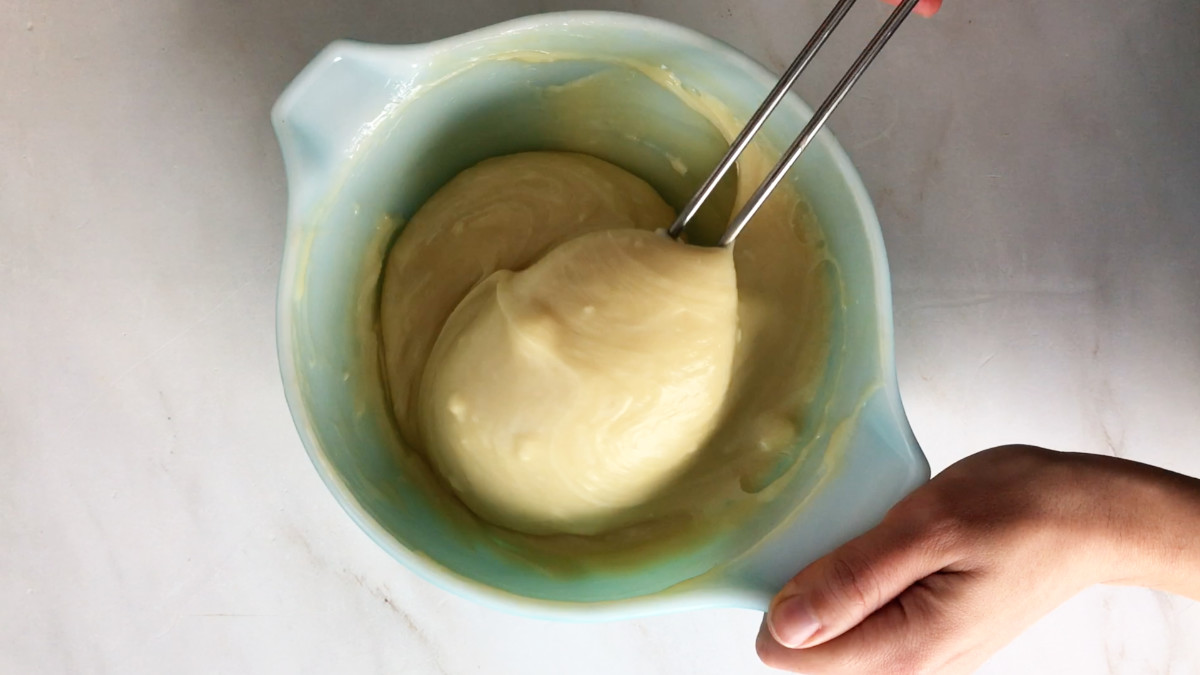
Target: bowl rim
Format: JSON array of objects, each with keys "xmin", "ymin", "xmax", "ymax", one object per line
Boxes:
[{"xmin": 274, "ymin": 9, "xmax": 902, "ymax": 620}]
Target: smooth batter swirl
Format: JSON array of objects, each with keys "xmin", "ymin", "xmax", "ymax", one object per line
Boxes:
[
  {"xmin": 379, "ymin": 152, "xmax": 674, "ymax": 443},
  {"xmin": 379, "ymin": 149, "xmax": 831, "ymax": 540},
  {"xmin": 419, "ymin": 228, "xmax": 738, "ymax": 534}
]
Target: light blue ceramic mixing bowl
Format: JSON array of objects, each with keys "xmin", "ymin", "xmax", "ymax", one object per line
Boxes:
[{"xmin": 272, "ymin": 11, "xmax": 928, "ymax": 620}]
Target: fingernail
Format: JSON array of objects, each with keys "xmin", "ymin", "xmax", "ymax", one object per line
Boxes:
[{"xmin": 768, "ymin": 595, "xmax": 820, "ymax": 648}]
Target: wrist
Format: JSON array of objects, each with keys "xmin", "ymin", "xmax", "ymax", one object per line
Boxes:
[{"xmin": 1063, "ymin": 453, "xmax": 1200, "ymax": 598}]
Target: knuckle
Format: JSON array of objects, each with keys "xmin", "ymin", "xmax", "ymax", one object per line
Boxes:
[
  {"xmin": 921, "ymin": 512, "xmax": 967, "ymax": 554},
  {"xmin": 755, "ymin": 632, "xmax": 789, "ymax": 670},
  {"xmin": 862, "ymin": 643, "xmax": 931, "ymax": 675},
  {"xmin": 827, "ymin": 547, "xmax": 881, "ymax": 613},
  {"xmin": 893, "ymin": 490, "xmax": 970, "ymax": 554},
  {"xmin": 754, "ymin": 642, "xmax": 775, "ymax": 668},
  {"xmin": 838, "ymin": 633, "xmax": 925, "ymax": 675},
  {"xmin": 904, "ymin": 486, "xmax": 958, "ymax": 526}
]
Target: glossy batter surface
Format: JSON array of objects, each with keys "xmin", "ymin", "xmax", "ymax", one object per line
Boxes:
[
  {"xmin": 380, "ymin": 149, "xmax": 831, "ymax": 537},
  {"xmin": 421, "ymin": 226, "xmax": 738, "ymax": 534}
]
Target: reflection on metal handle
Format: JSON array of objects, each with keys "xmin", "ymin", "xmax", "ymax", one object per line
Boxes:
[
  {"xmin": 667, "ymin": 0, "xmax": 921, "ymax": 246},
  {"xmin": 665, "ymin": 0, "xmax": 860, "ymax": 240},
  {"xmin": 717, "ymin": 0, "xmax": 920, "ymax": 246}
]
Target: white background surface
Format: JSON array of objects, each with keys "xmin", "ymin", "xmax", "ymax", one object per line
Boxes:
[{"xmin": 3, "ymin": 0, "xmax": 1199, "ymax": 673}]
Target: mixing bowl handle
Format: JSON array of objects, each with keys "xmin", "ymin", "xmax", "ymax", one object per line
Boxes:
[
  {"xmin": 271, "ymin": 41, "xmax": 417, "ymax": 220},
  {"xmin": 712, "ymin": 384, "xmax": 929, "ymax": 612}
]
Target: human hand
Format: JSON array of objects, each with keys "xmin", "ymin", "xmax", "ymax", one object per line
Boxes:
[
  {"xmin": 883, "ymin": 0, "xmax": 943, "ymax": 18},
  {"xmin": 756, "ymin": 445, "xmax": 1200, "ymax": 674}
]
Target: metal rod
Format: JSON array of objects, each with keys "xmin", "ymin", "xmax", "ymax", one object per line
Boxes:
[
  {"xmin": 717, "ymin": 0, "xmax": 920, "ymax": 246},
  {"xmin": 665, "ymin": 0, "xmax": 860, "ymax": 240}
]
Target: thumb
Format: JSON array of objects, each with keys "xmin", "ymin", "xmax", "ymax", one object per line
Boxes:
[{"xmin": 766, "ymin": 517, "xmax": 953, "ymax": 649}]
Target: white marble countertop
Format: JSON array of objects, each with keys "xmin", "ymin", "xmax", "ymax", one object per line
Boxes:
[{"xmin": 4, "ymin": 0, "xmax": 1199, "ymax": 672}]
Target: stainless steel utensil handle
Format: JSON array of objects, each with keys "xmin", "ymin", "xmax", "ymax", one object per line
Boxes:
[
  {"xmin": 667, "ymin": 0, "xmax": 922, "ymax": 246},
  {"xmin": 665, "ymin": 0, "xmax": 860, "ymax": 239},
  {"xmin": 717, "ymin": 0, "xmax": 921, "ymax": 246}
]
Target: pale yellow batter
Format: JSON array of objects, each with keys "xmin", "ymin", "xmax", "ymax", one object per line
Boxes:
[
  {"xmin": 379, "ymin": 147, "xmax": 832, "ymax": 538},
  {"xmin": 421, "ymin": 226, "xmax": 738, "ymax": 535}
]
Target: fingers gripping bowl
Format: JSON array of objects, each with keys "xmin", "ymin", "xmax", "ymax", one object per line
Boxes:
[{"xmin": 272, "ymin": 11, "xmax": 928, "ymax": 619}]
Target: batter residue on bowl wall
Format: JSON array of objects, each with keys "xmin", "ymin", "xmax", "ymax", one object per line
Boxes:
[{"xmin": 372, "ymin": 55, "xmax": 836, "ymax": 565}]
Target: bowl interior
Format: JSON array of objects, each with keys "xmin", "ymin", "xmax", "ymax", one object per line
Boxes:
[{"xmin": 277, "ymin": 15, "xmax": 896, "ymax": 610}]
